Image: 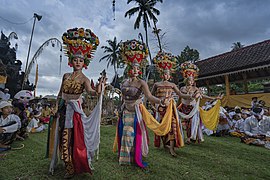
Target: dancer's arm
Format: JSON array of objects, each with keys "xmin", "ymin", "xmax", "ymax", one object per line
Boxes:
[
  {"xmin": 141, "ymin": 80, "xmax": 165, "ymax": 105},
  {"xmin": 173, "ymin": 83, "xmax": 193, "ymax": 98}
]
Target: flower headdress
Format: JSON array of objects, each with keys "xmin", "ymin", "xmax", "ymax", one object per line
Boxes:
[
  {"xmin": 62, "ymin": 27, "xmax": 99, "ymax": 69},
  {"xmin": 120, "ymin": 39, "xmax": 148, "ymax": 67},
  {"xmin": 153, "ymin": 51, "xmax": 177, "ymax": 75},
  {"xmin": 120, "ymin": 39, "xmax": 149, "ymax": 76},
  {"xmin": 180, "ymin": 61, "xmax": 199, "ymax": 80}
]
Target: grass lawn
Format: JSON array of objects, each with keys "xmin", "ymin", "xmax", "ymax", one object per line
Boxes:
[{"xmin": 0, "ymin": 126, "xmax": 270, "ymax": 180}]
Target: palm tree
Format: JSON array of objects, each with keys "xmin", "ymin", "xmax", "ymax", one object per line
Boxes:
[
  {"xmin": 231, "ymin": 42, "xmax": 244, "ymax": 51},
  {"xmin": 99, "ymin": 37, "xmax": 122, "ymax": 80},
  {"xmin": 125, "ymin": 0, "xmax": 163, "ymax": 64}
]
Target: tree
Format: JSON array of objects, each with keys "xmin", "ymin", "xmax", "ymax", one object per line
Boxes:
[
  {"xmin": 125, "ymin": 0, "xmax": 163, "ymax": 64},
  {"xmin": 231, "ymin": 42, "xmax": 244, "ymax": 51},
  {"xmin": 99, "ymin": 37, "xmax": 122, "ymax": 79},
  {"xmin": 177, "ymin": 46, "xmax": 200, "ymax": 64}
]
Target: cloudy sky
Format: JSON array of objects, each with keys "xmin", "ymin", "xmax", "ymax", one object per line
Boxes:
[{"xmin": 1, "ymin": 0, "xmax": 270, "ymax": 96}]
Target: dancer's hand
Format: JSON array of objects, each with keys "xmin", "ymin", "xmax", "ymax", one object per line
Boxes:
[{"xmin": 217, "ymin": 93, "xmax": 224, "ymax": 100}]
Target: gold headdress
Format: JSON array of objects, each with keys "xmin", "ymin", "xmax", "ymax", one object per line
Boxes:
[
  {"xmin": 153, "ymin": 51, "xmax": 177, "ymax": 74},
  {"xmin": 180, "ymin": 61, "xmax": 199, "ymax": 80},
  {"xmin": 62, "ymin": 27, "xmax": 99, "ymax": 68}
]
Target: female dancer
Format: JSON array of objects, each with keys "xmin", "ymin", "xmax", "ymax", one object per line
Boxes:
[
  {"xmin": 113, "ymin": 39, "xmax": 168, "ymax": 168},
  {"xmin": 49, "ymin": 28, "xmax": 106, "ymax": 178},
  {"xmin": 178, "ymin": 61, "xmax": 222, "ymax": 144},
  {"xmin": 151, "ymin": 51, "xmax": 191, "ymax": 156}
]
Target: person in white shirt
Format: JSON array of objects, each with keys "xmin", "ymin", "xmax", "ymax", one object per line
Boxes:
[
  {"xmin": 251, "ymin": 97, "xmax": 259, "ymax": 110},
  {"xmin": 1, "ymin": 88, "xmax": 10, "ymax": 101},
  {"xmin": 0, "ymin": 101, "xmax": 21, "ymax": 150},
  {"xmin": 230, "ymin": 110, "xmax": 250, "ymax": 137},
  {"xmin": 27, "ymin": 110, "xmax": 45, "ymax": 133},
  {"xmin": 241, "ymin": 107, "xmax": 270, "ymax": 149}
]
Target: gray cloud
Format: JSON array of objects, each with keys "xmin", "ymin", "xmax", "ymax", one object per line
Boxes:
[{"xmin": 1, "ymin": 0, "xmax": 270, "ymax": 96}]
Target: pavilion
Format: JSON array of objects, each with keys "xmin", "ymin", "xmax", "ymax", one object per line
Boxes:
[{"xmin": 190, "ymin": 39, "xmax": 270, "ymax": 108}]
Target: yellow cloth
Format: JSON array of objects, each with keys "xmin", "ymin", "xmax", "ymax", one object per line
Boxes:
[
  {"xmin": 140, "ymin": 100, "xmax": 174, "ymax": 136},
  {"xmin": 200, "ymin": 93, "xmax": 270, "ymax": 108},
  {"xmin": 199, "ymin": 100, "xmax": 221, "ymax": 130},
  {"xmin": 0, "ymin": 75, "xmax": 7, "ymax": 83}
]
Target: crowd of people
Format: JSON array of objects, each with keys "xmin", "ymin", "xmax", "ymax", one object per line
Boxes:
[
  {"xmin": 0, "ymin": 95, "xmax": 55, "ymax": 152},
  {"xmin": 201, "ymin": 98, "xmax": 270, "ymax": 150}
]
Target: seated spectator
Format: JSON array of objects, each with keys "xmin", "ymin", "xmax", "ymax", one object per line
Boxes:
[
  {"xmin": 258, "ymin": 100, "xmax": 266, "ymax": 108},
  {"xmin": 0, "ymin": 101, "xmax": 21, "ymax": 151},
  {"xmin": 229, "ymin": 114, "xmax": 241, "ymax": 133},
  {"xmin": 229, "ymin": 106, "xmax": 241, "ymax": 119},
  {"xmin": 41, "ymin": 104, "xmax": 51, "ymax": 124},
  {"xmin": 230, "ymin": 110, "xmax": 249, "ymax": 137},
  {"xmin": 1, "ymin": 88, "xmax": 10, "ymax": 101},
  {"xmin": 216, "ymin": 107, "xmax": 230, "ymax": 137},
  {"xmin": 13, "ymin": 101, "xmax": 29, "ymax": 139},
  {"xmin": 241, "ymin": 107, "xmax": 270, "ymax": 149},
  {"xmin": 251, "ymin": 97, "xmax": 259, "ymax": 110},
  {"xmin": 27, "ymin": 110, "xmax": 46, "ymax": 133}
]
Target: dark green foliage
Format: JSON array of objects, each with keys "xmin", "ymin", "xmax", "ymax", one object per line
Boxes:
[{"xmin": 177, "ymin": 46, "xmax": 200, "ymax": 64}]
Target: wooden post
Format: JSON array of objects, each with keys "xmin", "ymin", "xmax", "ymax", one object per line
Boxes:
[
  {"xmin": 225, "ymin": 75, "xmax": 230, "ymax": 96},
  {"xmin": 242, "ymin": 73, "xmax": 248, "ymax": 93},
  {"xmin": 206, "ymin": 80, "xmax": 210, "ymax": 96}
]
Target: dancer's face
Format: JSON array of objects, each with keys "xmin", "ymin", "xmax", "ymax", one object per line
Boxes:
[
  {"xmin": 72, "ymin": 57, "xmax": 84, "ymax": 71},
  {"xmin": 187, "ymin": 77, "xmax": 195, "ymax": 86},
  {"xmin": 163, "ymin": 71, "xmax": 170, "ymax": 81},
  {"xmin": 131, "ymin": 65, "xmax": 140, "ymax": 77}
]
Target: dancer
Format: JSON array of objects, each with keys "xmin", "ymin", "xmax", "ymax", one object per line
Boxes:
[
  {"xmin": 151, "ymin": 51, "xmax": 191, "ymax": 156},
  {"xmin": 113, "ymin": 39, "xmax": 172, "ymax": 168},
  {"xmin": 48, "ymin": 28, "xmax": 106, "ymax": 178},
  {"xmin": 178, "ymin": 61, "xmax": 222, "ymax": 144}
]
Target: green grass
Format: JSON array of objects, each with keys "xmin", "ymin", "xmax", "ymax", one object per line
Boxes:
[{"xmin": 1, "ymin": 126, "xmax": 270, "ymax": 180}]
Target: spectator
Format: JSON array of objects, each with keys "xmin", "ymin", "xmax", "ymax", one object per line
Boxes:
[
  {"xmin": 230, "ymin": 110, "xmax": 249, "ymax": 137},
  {"xmin": 251, "ymin": 97, "xmax": 259, "ymax": 110},
  {"xmin": 216, "ymin": 107, "xmax": 230, "ymax": 137},
  {"xmin": 241, "ymin": 107, "xmax": 270, "ymax": 149},
  {"xmin": 27, "ymin": 110, "xmax": 45, "ymax": 133},
  {"xmin": 0, "ymin": 101, "xmax": 21, "ymax": 151},
  {"xmin": 13, "ymin": 101, "xmax": 29, "ymax": 139},
  {"xmin": 41, "ymin": 104, "xmax": 51, "ymax": 124},
  {"xmin": 1, "ymin": 88, "xmax": 10, "ymax": 101}
]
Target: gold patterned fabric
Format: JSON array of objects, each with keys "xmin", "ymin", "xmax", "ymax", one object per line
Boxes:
[
  {"xmin": 62, "ymin": 78, "xmax": 84, "ymax": 95},
  {"xmin": 61, "ymin": 128, "xmax": 73, "ymax": 162},
  {"xmin": 155, "ymin": 86, "xmax": 174, "ymax": 98}
]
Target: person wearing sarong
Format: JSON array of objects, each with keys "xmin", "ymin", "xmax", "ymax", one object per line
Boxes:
[
  {"xmin": 48, "ymin": 28, "xmax": 106, "ymax": 178},
  {"xmin": 177, "ymin": 62, "xmax": 222, "ymax": 144},
  {"xmin": 0, "ymin": 101, "xmax": 20, "ymax": 151},
  {"xmin": 241, "ymin": 107, "xmax": 270, "ymax": 149},
  {"xmin": 151, "ymin": 51, "xmax": 191, "ymax": 156},
  {"xmin": 113, "ymin": 39, "xmax": 167, "ymax": 168}
]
